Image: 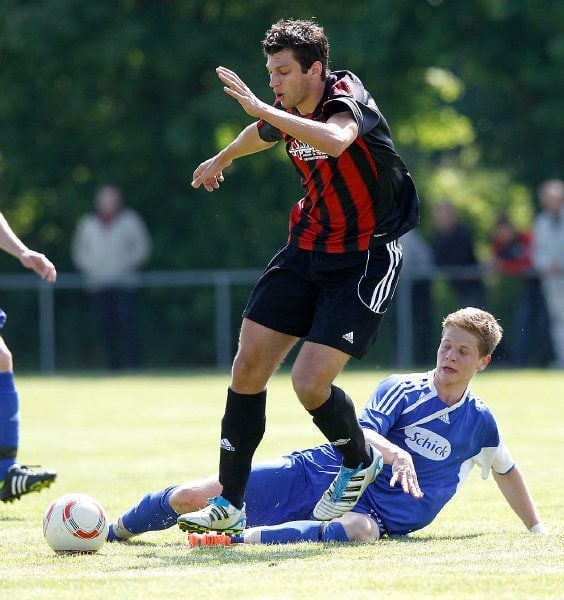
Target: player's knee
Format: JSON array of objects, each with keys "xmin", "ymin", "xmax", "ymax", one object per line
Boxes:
[
  {"xmin": 168, "ymin": 477, "xmax": 221, "ymax": 514},
  {"xmin": 168, "ymin": 485, "xmax": 202, "ymax": 514},
  {"xmin": 231, "ymin": 350, "xmax": 268, "ymax": 391},
  {"xmin": 291, "ymin": 368, "xmax": 325, "ymax": 406},
  {"xmin": 0, "ymin": 338, "xmax": 13, "ymax": 372},
  {"xmin": 338, "ymin": 513, "xmax": 381, "ymax": 542}
]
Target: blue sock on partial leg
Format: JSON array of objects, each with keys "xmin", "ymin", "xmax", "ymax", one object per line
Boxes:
[
  {"xmin": 0, "ymin": 372, "xmax": 18, "ymax": 480},
  {"xmin": 108, "ymin": 486, "xmax": 180, "ymax": 541},
  {"xmin": 255, "ymin": 520, "xmax": 349, "ymax": 544}
]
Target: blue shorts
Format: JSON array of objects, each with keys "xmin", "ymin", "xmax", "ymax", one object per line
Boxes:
[
  {"xmin": 0, "ymin": 308, "xmax": 6, "ymax": 329},
  {"xmin": 244, "ymin": 444, "xmax": 386, "ymax": 536}
]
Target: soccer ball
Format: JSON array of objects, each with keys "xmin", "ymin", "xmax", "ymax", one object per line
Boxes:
[{"xmin": 43, "ymin": 493, "xmax": 109, "ymax": 554}]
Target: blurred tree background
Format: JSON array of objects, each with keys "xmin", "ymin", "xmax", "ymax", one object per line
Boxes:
[{"xmin": 0, "ymin": 0, "xmax": 562, "ymax": 368}]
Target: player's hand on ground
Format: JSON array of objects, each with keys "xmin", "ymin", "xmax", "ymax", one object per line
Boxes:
[
  {"xmin": 390, "ymin": 453, "xmax": 423, "ymax": 499},
  {"xmin": 191, "ymin": 156, "xmax": 230, "ymax": 192},
  {"xmin": 19, "ymin": 250, "xmax": 57, "ymax": 283},
  {"xmin": 216, "ymin": 66, "xmax": 268, "ymax": 118}
]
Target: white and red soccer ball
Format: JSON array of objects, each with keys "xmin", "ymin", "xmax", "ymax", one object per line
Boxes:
[{"xmin": 43, "ymin": 493, "xmax": 108, "ymax": 554}]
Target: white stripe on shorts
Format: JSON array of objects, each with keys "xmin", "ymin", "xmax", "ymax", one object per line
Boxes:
[{"xmin": 358, "ymin": 239, "xmax": 403, "ymax": 314}]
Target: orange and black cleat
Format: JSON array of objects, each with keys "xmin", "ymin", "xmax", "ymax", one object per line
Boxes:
[{"xmin": 188, "ymin": 531, "xmax": 234, "ymax": 548}]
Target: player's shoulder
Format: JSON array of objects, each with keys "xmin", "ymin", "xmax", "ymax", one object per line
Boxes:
[
  {"xmin": 327, "ymin": 70, "xmax": 367, "ymax": 99},
  {"xmin": 373, "ymin": 371, "xmax": 431, "ymax": 403},
  {"xmin": 465, "ymin": 392, "xmax": 498, "ymax": 427}
]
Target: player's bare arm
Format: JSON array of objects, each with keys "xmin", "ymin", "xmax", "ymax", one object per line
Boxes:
[
  {"xmin": 191, "ymin": 122, "xmax": 276, "ymax": 192},
  {"xmin": 216, "ymin": 66, "xmax": 358, "ymax": 158},
  {"xmin": 362, "ymin": 427, "xmax": 423, "ymax": 499},
  {"xmin": 492, "ymin": 467, "xmax": 546, "ymax": 533},
  {"xmin": 0, "ymin": 212, "xmax": 56, "ymax": 283}
]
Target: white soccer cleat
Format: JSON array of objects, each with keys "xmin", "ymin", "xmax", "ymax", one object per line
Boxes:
[
  {"xmin": 313, "ymin": 446, "xmax": 383, "ymax": 521},
  {"xmin": 177, "ymin": 496, "xmax": 246, "ymax": 534}
]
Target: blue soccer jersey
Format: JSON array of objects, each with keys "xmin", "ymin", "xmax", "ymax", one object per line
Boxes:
[
  {"xmin": 243, "ymin": 371, "xmax": 514, "ymax": 535},
  {"xmin": 357, "ymin": 370, "xmax": 515, "ymax": 534}
]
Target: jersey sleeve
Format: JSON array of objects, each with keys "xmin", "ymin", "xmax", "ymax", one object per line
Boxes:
[
  {"xmin": 472, "ymin": 442, "xmax": 515, "ymax": 479},
  {"xmin": 358, "ymin": 374, "xmax": 407, "ymax": 436},
  {"xmin": 322, "ymin": 74, "xmax": 381, "ymax": 136},
  {"xmin": 256, "ymin": 102, "xmax": 284, "ymax": 142},
  {"xmin": 471, "ymin": 407, "xmax": 515, "ymax": 479}
]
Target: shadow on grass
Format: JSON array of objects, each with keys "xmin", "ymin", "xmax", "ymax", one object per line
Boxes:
[
  {"xmin": 0, "ymin": 515, "xmax": 25, "ymax": 522},
  {"xmin": 384, "ymin": 532, "xmax": 485, "ymax": 543},
  {"xmin": 100, "ymin": 531, "xmax": 485, "ymax": 571}
]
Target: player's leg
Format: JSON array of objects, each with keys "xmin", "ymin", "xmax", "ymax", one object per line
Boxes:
[
  {"xmin": 177, "ymin": 319, "xmax": 298, "ymax": 534},
  {"xmin": 189, "ymin": 512, "xmax": 381, "ymax": 546},
  {"xmin": 243, "ymin": 511, "xmax": 381, "ymax": 544},
  {"xmin": 132, "ymin": 324, "xmax": 294, "ymax": 538},
  {"xmin": 291, "ymin": 343, "xmax": 383, "ymax": 520},
  {"xmin": 108, "ymin": 476, "xmax": 222, "ymax": 541},
  {"xmin": 292, "ymin": 343, "xmax": 370, "ymax": 468},
  {"xmin": 178, "ymin": 247, "xmax": 318, "ymax": 533},
  {"xmin": 111, "ymin": 447, "xmax": 322, "ymax": 542},
  {"xmin": 297, "ymin": 241, "xmax": 401, "ymax": 519},
  {"xmin": 0, "ymin": 311, "xmax": 56, "ymax": 503}
]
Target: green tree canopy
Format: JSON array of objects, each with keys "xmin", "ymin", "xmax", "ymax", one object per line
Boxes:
[{"xmin": 0, "ymin": 0, "xmax": 561, "ymax": 271}]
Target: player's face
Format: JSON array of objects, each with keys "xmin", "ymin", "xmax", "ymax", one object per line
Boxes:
[
  {"xmin": 435, "ymin": 326, "xmax": 491, "ymax": 389},
  {"xmin": 266, "ymin": 49, "xmax": 318, "ymax": 113}
]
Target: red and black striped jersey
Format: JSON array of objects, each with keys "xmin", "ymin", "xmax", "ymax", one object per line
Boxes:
[{"xmin": 257, "ymin": 70, "xmax": 419, "ymax": 253}]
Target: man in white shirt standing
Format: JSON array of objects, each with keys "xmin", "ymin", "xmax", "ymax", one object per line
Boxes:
[
  {"xmin": 72, "ymin": 184, "xmax": 152, "ymax": 370},
  {"xmin": 533, "ymin": 179, "xmax": 564, "ymax": 368}
]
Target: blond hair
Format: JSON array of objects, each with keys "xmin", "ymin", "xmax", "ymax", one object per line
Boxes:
[{"xmin": 442, "ymin": 307, "xmax": 503, "ymax": 357}]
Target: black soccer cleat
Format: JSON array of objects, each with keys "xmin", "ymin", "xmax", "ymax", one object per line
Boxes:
[{"xmin": 0, "ymin": 464, "xmax": 57, "ymax": 503}]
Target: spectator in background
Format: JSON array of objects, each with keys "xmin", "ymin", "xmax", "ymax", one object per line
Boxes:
[
  {"xmin": 490, "ymin": 213, "xmax": 552, "ymax": 366},
  {"xmin": 400, "ymin": 229, "xmax": 435, "ymax": 365},
  {"xmin": 432, "ymin": 201, "xmax": 486, "ymax": 309},
  {"xmin": 532, "ymin": 179, "xmax": 564, "ymax": 369},
  {"xmin": 71, "ymin": 184, "xmax": 152, "ymax": 370}
]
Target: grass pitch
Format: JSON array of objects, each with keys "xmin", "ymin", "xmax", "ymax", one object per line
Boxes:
[{"xmin": 0, "ymin": 369, "xmax": 562, "ymax": 599}]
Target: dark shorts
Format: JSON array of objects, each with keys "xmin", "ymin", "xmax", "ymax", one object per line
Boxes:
[
  {"xmin": 243, "ymin": 241, "xmax": 403, "ymax": 359},
  {"xmin": 244, "ymin": 444, "xmax": 387, "ymax": 537}
]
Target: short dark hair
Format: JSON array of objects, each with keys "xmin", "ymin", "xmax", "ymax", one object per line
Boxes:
[{"xmin": 262, "ymin": 19, "xmax": 329, "ymax": 80}]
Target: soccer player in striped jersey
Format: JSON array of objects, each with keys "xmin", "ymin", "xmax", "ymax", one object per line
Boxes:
[
  {"xmin": 179, "ymin": 18, "xmax": 420, "ymax": 534},
  {"xmin": 0, "ymin": 212, "xmax": 57, "ymax": 503},
  {"xmin": 108, "ymin": 308, "xmax": 546, "ymax": 544}
]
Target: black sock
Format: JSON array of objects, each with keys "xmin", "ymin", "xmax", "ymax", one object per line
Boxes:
[
  {"xmin": 219, "ymin": 388, "xmax": 266, "ymax": 509},
  {"xmin": 308, "ymin": 385, "xmax": 370, "ymax": 469}
]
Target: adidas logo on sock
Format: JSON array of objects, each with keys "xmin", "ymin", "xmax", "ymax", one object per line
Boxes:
[
  {"xmin": 342, "ymin": 331, "xmax": 354, "ymax": 344},
  {"xmin": 331, "ymin": 438, "xmax": 351, "ymax": 446},
  {"xmin": 220, "ymin": 438, "xmax": 235, "ymax": 452}
]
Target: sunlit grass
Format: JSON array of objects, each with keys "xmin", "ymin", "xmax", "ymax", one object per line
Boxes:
[{"xmin": 0, "ymin": 370, "xmax": 562, "ymax": 599}]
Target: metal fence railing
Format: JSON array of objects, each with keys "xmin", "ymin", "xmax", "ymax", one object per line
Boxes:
[{"xmin": 0, "ymin": 266, "xmax": 517, "ymax": 373}]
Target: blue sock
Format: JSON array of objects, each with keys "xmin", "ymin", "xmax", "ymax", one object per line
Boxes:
[
  {"xmin": 0, "ymin": 372, "xmax": 18, "ymax": 479},
  {"xmin": 258, "ymin": 520, "xmax": 349, "ymax": 544},
  {"xmin": 119, "ymin": 486, "xmax": 179, "ymax": 535}
]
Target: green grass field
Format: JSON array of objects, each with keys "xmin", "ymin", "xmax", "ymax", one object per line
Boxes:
[{"xmin": 0, "ymin": 369, "xmax": 562, "ymax": 599}]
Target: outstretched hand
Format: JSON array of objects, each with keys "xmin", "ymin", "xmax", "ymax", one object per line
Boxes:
[
  {"xmin": 390, "ymin": 454, "xmax": 424, "ymax": 499},
  {"xmin": 191, "ymin": 156, "xmax": 229, "ymax": 192},
  {"xmin": 216, "ymin": 66, "xmax": 268, "ymax": 118},
  {"xmin": 19, "ymin": 250, "xmax": 57, "ymax": 283}
]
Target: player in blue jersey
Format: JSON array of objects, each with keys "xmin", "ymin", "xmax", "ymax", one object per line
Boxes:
[
  {"xmin": 0, "ymin": 211, "xmax": 57, "ymax": 503},
  {"xmin": 107, "ymin": 307, "xmax": 546, "ymax": 544}
]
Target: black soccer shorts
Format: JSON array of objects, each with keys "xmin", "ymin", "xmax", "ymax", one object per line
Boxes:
[{"xmin": 243, "ymin": 240, "xmax": 403, "ymax": 359}]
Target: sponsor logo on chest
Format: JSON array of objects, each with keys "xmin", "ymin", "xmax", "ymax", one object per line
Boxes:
[
  {"xmin": 288, "ymin": 139, "xmax": 328, "ymax": 162},
  {"xmin": 404, "ymin": 426, "xmax": 451, "ymax": 461}
]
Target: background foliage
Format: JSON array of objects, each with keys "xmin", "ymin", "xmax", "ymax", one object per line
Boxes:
[{"xmin": 0, "ymin": 0, "xmax": 562, "ymax": 367}]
